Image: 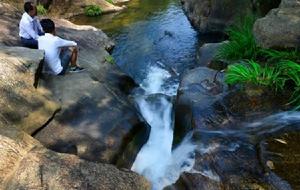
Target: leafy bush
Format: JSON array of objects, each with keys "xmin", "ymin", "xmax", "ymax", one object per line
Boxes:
[
  {"xmin": 37, "ymin": 4, "xmax": 47, "ymax": 15},
  {"xmin": 85, "ymin": 5, "xmax": 102, "ymax": 17},
  {"xmin": 105, "ymin": 55, "xmax": 116, "ymax": 64},
  {"xmin": 225, "ymin": 60, "xmax": 283, "ymax": 90},
  {"xmin": 215, "ymin": 16, "xmax": 257, "ymax": 61}
]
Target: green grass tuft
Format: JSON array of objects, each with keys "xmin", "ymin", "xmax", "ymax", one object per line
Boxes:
[
  {"xmin": 85, "ymin": 5, "xmax": 102, "ymax": 17},
  {"xmin": 37, "ymin": 4, "xmax": 47, "ymax": 15},
  {"xmin": 215, "ymin": 16, "xmax": 257, "ymax": 61},
  {"xmin": 278, "ymin": 60, "xmax": 300, "ymax": 109},
  {"xmin": 258, "ymin": 48, "xmax": 300, "ymax": 63},
  {"xmin": 105, "ymin": 55, "xmax": 116, "ymax": 65},
  {"xmin": 106, "ymin": 0, "xmax": 114, "ymax": 4},
  {"xmin": 225, "ymin": 60, "xmax": 283, "ymax": 90}
]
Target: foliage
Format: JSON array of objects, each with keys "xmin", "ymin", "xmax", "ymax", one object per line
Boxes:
[
  {"xmin": 37, "ymin": 4, "xmax": 47, "ymax": 15},
  {"xmin": 106, "ymin": 0, "xmax": 114, "ymax": 4},
  {"xmin": 215, "ymin": 16, "xmax": 257, "ymax": 61},
  {"xmin": 225, "ymin": 60, "xmax": 300, "ymax": 109},
  {"xmin": 105, "ymin": 55, "xmax": 116, "ymax": 65},
  {"xmin": 216, "ymin": 15, "xmax": 300, "ymax": 109},
  {"xmin": 258, "ymin": 48, "xmax": 300, "ymax": 63},
  {"xmin": 278, "ymin": 60, "xmax": 300, "ymax": 109},
  {"xmin": 225, "ymin": 60, "xmax": 283, "ymax": 90},
  {"xmin": 85, "ymin": 5, "xmax": 102, "ymax": 17}
]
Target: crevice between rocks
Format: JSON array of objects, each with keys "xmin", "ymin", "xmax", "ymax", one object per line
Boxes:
[{"xmin": 31, "ymin": 108, "xmax": 61, "ymax": 137}]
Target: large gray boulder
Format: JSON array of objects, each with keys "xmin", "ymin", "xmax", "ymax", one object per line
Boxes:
[
  {"xmin": 174, "ymin": 67, "xmax": 227, "ymax": 143},
  {"xmin": 181, "ymin": 0, "xmax": 253, "ymax": 34},
  {"xmin": 34, "ymin": 19, "xmax": 149, "ymax": 164},
  {"xmin": 181, "ymin": 0, "xmax": 281, "ymax": 34},
  {"xmin": 253, "ymin": 0, "xmax": 300, "ymax": 48},
  {"xmin": 0, "ymin": 126, "xmax": 150, "ymax": 190},
  {"xmin": 0, "ymin": 46, "xmax": 60, "ymax": 134}
]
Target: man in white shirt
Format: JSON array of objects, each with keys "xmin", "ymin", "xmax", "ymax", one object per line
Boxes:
[
  {"xmin": 38, "ymin": 19, "xmax": 84, "ymax": 75},
  {"xmin": 19, "ymin": 2, "xmax": 44, "ymax": 49}
]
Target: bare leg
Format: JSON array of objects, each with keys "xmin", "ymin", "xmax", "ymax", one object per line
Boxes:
[{"xmin": 70, "ymin": 47, "xmax": 79, "ymax": 67}]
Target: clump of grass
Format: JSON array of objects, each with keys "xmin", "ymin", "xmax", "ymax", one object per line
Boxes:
[
  {"xmin": 37, "ymin": 4, "xmax": 47, "ymax": 15},
  {"xmin": 258, "ymin": 48, "xmax": 300, "ymax": 63},
  {"xmin": 279, "ymin": 60, "xmax": 300, "ymax": 109},
  {"xmin": 225, "ymin": 59, "xmax": 300, "ymax": 109},
  {"xmin": 105, "ymin": 55, "xmax": 115, "ymax": 64},
  {"xmin": 85, "ymin": 5, "xmax": 102, "ymax": 17},
  {"xmin": 225, "ymin": 60, "xmax": 283, "ymax": 90},
  {"xmin": 106, "ymin": 0, "xmax": 114, "ymax": 4},
  {"xmin": 215, "ymin": 16, "xmax": 257, "ymax": 61},
  {"xmin": 217, "ymin": 15, "xmax": 300, "ymax": 109}
]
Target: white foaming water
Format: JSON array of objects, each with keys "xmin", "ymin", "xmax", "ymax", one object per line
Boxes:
[
  {"xmin": 132, "ymin": 66, "xmax": 196, "ymax": 190},
  {"xmin": 140, "ymin": 66, "xmax": 178, "ymax": 96}
]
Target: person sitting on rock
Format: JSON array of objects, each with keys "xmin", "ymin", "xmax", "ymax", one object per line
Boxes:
[
  {"xmin": 19, "ymin": 2, "xmax": 44, "ymax": 49},
  {"xmin": 38, "ymin": 19, "xmax": 85, "ymax": 75}
]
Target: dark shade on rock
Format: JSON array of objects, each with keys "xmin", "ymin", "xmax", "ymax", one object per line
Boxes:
[{"xmin": 259, "ymin": 132, "xmax": 300, "ymax": 190}]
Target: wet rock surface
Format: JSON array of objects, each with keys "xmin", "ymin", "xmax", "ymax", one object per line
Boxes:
[
  {"xmin": 196, "ymin": 41, "xmax": 228, "ymax": 70},
  {"xmin": 174, "ymin": 66, "xmax": 228, "ymax": 143},
  {"xmin": 173, "ymin": 64, "xmax": 295, "ymax": 189},
  {"xmin": 253, "ymin": 0, "xmax": 300, "ymax": 48},
  {"xmin": 260, "ymin": 132, "xmax": 300, "ymax": 190}
]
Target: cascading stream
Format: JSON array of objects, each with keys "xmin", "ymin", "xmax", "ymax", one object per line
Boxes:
[
  {"xmin": 131, "ymin": 66, "xmax": 196, "ymax": 190},
  {"xmin": 72, "ymin": 0, "xmax": 300, "ymax": 188}
]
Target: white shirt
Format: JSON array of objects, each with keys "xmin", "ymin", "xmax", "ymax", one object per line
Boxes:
[
  {"xmin": 38, "ymin": 33, "xmax": 77, "ymax": 75},
  {"xmin": 19, "ymin": 12, "xmax": 43, "ymax": 40}
]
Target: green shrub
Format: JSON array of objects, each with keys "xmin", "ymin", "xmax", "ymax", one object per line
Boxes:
[
  {"xmin": 225, "ymin": 60, "xmax": 283, "ymax": 90},
  {"xmin": 37, "ymin": 4, "xmax": 47, "ymax": 15},
  {"xmin": 215, "ymin": 16, "xmax": 257, "ymax": 61},
  {"xmin": 105, "ymin": 55, "xmax": 115, "ymax": 65},
  {"xmin": 84, "ymin": 5, "xmax": 102, "ymax": 17}
]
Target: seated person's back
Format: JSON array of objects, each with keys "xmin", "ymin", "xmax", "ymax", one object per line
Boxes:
[{"xmin": 38, "ymin": 19, "xmax": 84, "ymax": 75}]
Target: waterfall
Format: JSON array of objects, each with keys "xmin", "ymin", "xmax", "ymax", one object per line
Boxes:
[{"xmin": 131, "ymin": 66, "xmax": 196, "ymax": 190}]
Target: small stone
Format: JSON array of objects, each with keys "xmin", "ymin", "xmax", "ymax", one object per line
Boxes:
[{"xmin": 266, "ymin": 160, "xmax": 275, "ymax": 170}]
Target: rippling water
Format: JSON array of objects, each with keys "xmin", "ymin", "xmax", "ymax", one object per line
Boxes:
[{"xmin": 72, "ymin": 0, "xmax": 198, "ymax": 83}]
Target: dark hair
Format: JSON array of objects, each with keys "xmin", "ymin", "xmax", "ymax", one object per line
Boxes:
[
  {"xmin": 40, "ymin": 19, "xmax": 55, "ymax": 33},
  {"xmin": 24, "ymin": 2, "xmax": 34, "ymax": 13}
]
